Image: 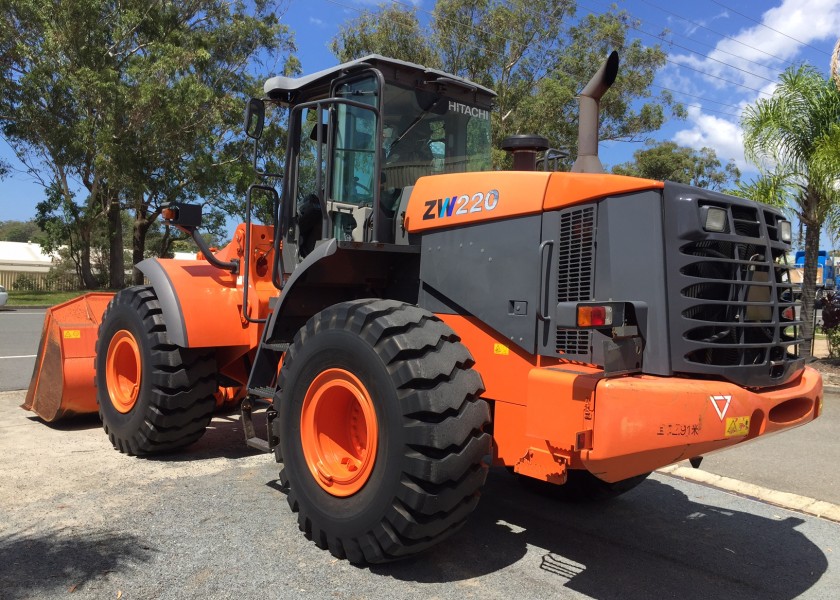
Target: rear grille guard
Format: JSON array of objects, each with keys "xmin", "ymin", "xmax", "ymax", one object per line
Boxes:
[{"xmin": 669, "ymin": 198, "xmax": 803, "ymax": 386}]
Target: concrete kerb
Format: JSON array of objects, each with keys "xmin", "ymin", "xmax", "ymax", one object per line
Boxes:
[{"xmin": 658, "ymin": 464, "xmax": 840, "ymax": 523}]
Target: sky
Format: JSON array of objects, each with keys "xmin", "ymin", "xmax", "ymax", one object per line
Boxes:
[{"xmin": 2, "ymin": 0, "xmax": 840, "ymax": 238}]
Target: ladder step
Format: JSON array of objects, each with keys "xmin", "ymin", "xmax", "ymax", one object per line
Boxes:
[
  {"xmin": 262, "ymin": 342, "xmax": 289, "ymax": 352},
  {"xmin": 248, "ymin": 386, "xmax": 276, "ymax": 400},
  {"xmin": 240, "ymin": 399, "xmax": 278, "ymax": 454},
  {"xmin": 246, "ymin": 438, "xmax": 271, "ymax": 453}
]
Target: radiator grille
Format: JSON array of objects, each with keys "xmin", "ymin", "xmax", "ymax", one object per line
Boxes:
[{"xmin": 555, "ymin": 206, "xmax": 596, "ymax": 355}]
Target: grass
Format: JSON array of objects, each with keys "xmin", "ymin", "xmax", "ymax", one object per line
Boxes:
[{"xmin": 5, "ymin": 289, "xmax": 109, "ymax": 307}]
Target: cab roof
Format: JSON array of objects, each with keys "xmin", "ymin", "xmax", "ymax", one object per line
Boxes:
[{"xmin": 263, "ymin": 54, "xmax": 496, "ymax": 105}]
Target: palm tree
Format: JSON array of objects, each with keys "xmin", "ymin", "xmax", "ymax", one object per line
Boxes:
[{"xmin": 742, "ymin": 65, "xmax": 840, "ymax": 358}]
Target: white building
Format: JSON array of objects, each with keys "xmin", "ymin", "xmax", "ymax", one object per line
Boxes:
[{"xmin": 0, "ymin": 241, "xmax": 60, "ymax": 289}]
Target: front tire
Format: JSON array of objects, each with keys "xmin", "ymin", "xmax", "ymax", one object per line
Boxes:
[
  {"xmin": 95, "ymin": 286, "xmax": 217, "ymax": 455},
  {"xmin": 277, "ymin": 299, "xmax": 491, "ymax": 563}
]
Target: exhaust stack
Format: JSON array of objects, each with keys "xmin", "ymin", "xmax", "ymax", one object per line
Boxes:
[{"xmin": 571, "ymin": 51, "xmax": 619, "ymax": 174}]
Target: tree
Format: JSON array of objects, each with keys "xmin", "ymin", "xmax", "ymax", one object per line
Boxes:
[
  {"xmin": 612, "ymin": 141, "xmax": 740, "ymax": 190},
  {"xmin": 0, "ymin": 219, "xmax": 47, "ymax": 244},
  {"xmin": 742, "ymin": 65, "xmax": 840, "ymax": 357},
  {"xmin": 331, "ymin": 0, "xmax": 680, "ymax": 168},
  {"xmin": 0, "ymin": 0, "xmax": 297, "ymax": 288}
]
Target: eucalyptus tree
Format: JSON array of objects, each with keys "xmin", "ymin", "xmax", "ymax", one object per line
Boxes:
[
  {"xmin": 0, "ymin": 0, "xmax": 297, "ymax": 288},
  {"xmin": 612, "ymin": 141, "xmax": 740, "ymax": 190},
  {"xmin": 331, "ymin": 0, "xmax": 680, "ymax": 168}
]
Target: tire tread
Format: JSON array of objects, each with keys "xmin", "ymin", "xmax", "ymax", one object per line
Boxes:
[{"xmin": 278, "ymin": 299, "xmax": 490, "ymax": 563}]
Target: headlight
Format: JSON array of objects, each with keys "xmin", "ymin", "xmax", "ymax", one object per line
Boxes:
[
  {"xmin": 779, "ymin": 220, "xmax": 792, "ymax": 243},
  {"xmin": 702, "ymin": 206, "xmax": 727, "ymax": 233}
]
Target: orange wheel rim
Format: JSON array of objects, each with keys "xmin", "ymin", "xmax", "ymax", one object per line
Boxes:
[
  {"xmin": 106, "ymin": 329, "xmax": 142, "ymax": 414},
  {"xmin": 300, "ymin": 368, "xmax": 378, "ymax": 497}
]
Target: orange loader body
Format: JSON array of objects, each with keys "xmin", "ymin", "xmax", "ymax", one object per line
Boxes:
[
  {"xmin": 21, "ymin": 53, "xmax": 823, "ymax": 564},
  {"xmin": 24, "ymin": 182, "xmax": 823, "ymax": 483}
]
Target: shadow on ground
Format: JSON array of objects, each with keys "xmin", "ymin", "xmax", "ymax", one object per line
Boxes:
[
  {"xmin": 0, "ymin": 527, "xmax": 154, "ymax": 599},
  {"xmin": 366, "ymin": 468, "xmax": 828, "ymax": 600},
  {"xmin": 155, "ymin": 412, "xmax": 266, "ymax": 462}
]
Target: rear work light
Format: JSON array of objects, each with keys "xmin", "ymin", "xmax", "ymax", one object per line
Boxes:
[
  {"xmin": 702, "ymin": 206, "xmax": 728, "ymax": 233},
  {"xmin": 577, "ymin": 305, "xmax": 613, "ymax": 327},
  {"xmin": 779, "ymin": 220, "xmax": 792, "ymax": 243}
]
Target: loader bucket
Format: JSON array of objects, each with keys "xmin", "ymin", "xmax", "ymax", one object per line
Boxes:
[{"xmin": 22, "ymin": 293, "xmax": 115, "ymax": 422}]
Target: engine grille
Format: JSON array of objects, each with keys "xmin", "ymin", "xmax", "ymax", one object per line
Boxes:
[
  {"xmin": 555, "ymin": 206, "xmax": 596, "ymax": 356},
  {"xmin": 669, "ymin": 198, "xmax": 802, "ymax": 386}
]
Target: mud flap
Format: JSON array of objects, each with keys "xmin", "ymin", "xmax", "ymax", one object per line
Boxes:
[{"xmin": 22, "ymin": 293, "xmax": 114, "ymax": 422}]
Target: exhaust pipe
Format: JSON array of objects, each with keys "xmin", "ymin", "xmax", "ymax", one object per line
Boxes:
[{"xmin": 571, "ymin": 51, "xmax": 619, "ymax": 174}]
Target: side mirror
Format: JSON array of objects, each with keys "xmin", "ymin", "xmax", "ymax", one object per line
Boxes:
[
  {"xmin": 161, "ymin": 202, "xmax": 202, "ymax": 228},
  {"xmin": 244, "ymin": 98, "xmax": 265, "ymax": 140}
]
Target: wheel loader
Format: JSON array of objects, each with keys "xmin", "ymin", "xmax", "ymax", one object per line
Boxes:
[{"xmin": 24, "ymin": 52, "xmax": 822, "ymax": 563}]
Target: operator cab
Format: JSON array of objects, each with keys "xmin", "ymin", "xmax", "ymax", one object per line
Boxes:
[{"xmin": 260, "ymin": 55, "xmax": 496, "ymax": 265}]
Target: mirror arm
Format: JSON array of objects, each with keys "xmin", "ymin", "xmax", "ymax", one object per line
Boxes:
[{"xmin": 174, "ymin": 224, "xmax": 239, "ymax": 274}]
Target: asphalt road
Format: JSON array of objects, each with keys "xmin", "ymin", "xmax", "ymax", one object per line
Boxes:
[
  {"xmin": 0, "ymin": 308, "xmax": 44, "ymax": 392},
  {"xmin": 3, "ymin": 307, "xmax": 839, "ymax": 598},
  {"xmin": 1, "ymin": 389, "xmax": 839, "ymax": 600}
]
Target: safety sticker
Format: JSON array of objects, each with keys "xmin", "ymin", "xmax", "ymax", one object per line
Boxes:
[
  {"xmin": 493, "ymin": 343, "xmax": 510, "ymax": 355},
  {"xmin": 709, "ymin": 395, "xmax": 732, "ymax": 420},
  {"xmin": 63, "ymin": 330, "xmax": 81, "ymax": 339},
  {"xmin": 725, "ymin": 416, "xmax": 750, "ymax": 438}
]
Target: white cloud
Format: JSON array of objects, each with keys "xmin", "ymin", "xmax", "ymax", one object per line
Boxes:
[
  {"xmin": 669, "ymin": 0, "xmax": 840, "ymax": 91},
  {"xmin": 673, "ymin": 106, "xmax": 750, "ymax": 172},
  {"xmin": 667, "ymin": 0, "xmax": 840, "ymax": 176}
]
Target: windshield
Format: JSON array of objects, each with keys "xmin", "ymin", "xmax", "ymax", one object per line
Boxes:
[{"xmin": 382, "ymin": 83, "xmax": 491, "ymax": 189}]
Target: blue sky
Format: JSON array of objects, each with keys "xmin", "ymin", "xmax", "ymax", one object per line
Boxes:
[{"xmin": 2, "ymin": 0, "xmax": 840, "ymax": 233}]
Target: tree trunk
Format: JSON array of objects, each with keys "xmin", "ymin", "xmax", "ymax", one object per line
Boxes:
[
  {"xmin": 800, "ymin": 222, "xmax": 821, "ymax": 359},
  {"xmin": 131, "ymin": 215, "xmax": 151, "ymax": 286},
  {"xmin": 78, "ymin": 226, "xmax": 98, "ymax": 290},
  {"xmin": 107, "ymin": 195, "xmax": 124, "ymax": 289}
]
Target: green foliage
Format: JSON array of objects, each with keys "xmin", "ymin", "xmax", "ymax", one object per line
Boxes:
[
  {"xmin": 12, "ymin": 274, "xmax": 36, "ymax": 291},
  {"xmin": 821, "ymin": 292, "xmax": 840, "ymax": 358},
  {"xmin": 330, "ymin": 0, "xmax": 678, "ymax": 168},
  {"xmin": 0, "ymin": 0, "xmax": 297, "ymax": 287},
  {"xmin": 728, "ymin": 172, "xmax": 793, "ymax": 211},
  {"xmin": 0, "ymin": 220, "xmax": 47, "ymax": 243},
  {"xmin": 611, "ymin": 141, "xmax": 740, "ymax": 190}
]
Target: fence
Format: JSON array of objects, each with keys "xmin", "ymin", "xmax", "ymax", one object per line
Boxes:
[{"xmin": 0, "ymin": 270, "xmax": 79, "ymax": 291}]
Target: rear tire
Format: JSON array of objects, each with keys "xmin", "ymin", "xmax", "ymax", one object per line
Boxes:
[
  {"xmin": 95, "ymin": 286, "xmax": 217, "ymax": 455},
  {"xmin": 277, "ymin": 299, "xmax": 491, "ymax": 563}
]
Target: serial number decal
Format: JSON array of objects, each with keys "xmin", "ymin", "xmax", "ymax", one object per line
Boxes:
[
  {"xmin": 422, "ymin": 189, "xmax": 499, "ymax": 221},
  {"xmin": 657, "ymin": 423, "xmax": 701, "ymax": 437},
  {"xmin": 725, "ymin": 416, "xmax": 750, "ymax": 438}
]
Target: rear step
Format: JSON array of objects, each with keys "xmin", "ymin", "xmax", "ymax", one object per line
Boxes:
[{"xmin": 241, "ymin": 394, "xmax": 279, "ymax": 453}]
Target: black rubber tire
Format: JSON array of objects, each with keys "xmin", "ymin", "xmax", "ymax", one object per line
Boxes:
[
  {"xmin": 518, "ymin": 469, "xmax": 650, "ymax": 502},
  {"xmin": 277, "ymin": 299, "xmax": 491, "ymax": 563},
  {"xmin": 95, "ymin": 286, "xmax": 217, "ymax": 455}
]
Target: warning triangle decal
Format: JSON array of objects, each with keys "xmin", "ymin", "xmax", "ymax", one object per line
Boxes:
[{"xmin": 709, "ymin": 395, "xmax": 731, "ymax": 420}]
